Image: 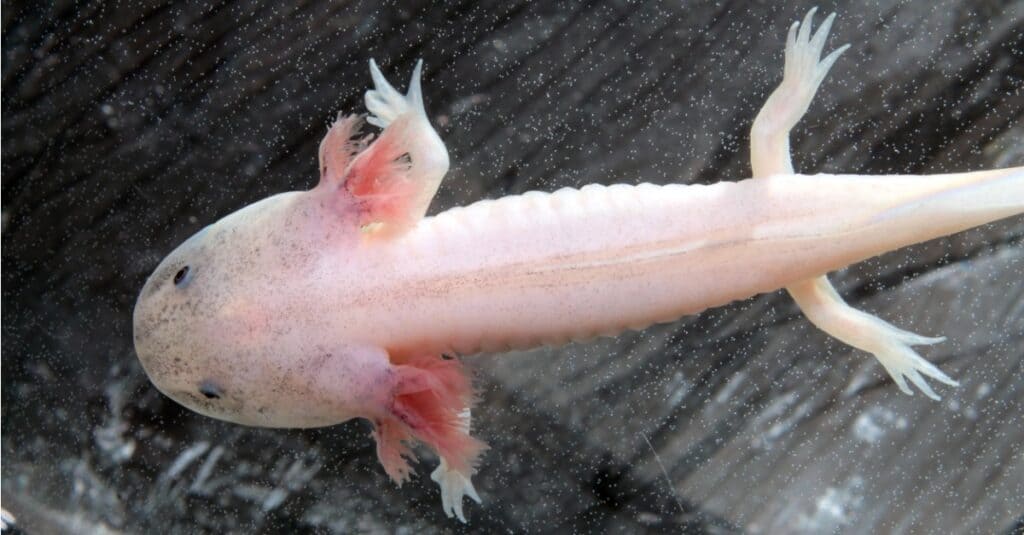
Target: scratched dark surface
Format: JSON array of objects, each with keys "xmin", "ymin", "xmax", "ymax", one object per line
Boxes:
[{"xmin": 3, "ymin": 0, "xmax": 1023, "ymax": 533}]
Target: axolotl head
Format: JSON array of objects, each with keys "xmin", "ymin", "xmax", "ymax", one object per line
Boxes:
[
  {"xmin": 134, "ymin": 62, "xmax": 487, "ymax": 510},
  {"xmin": 133, "ymin": 221, "xmax": 234, "ymax": 413},
  {"xmin": 132, "ymin": 191, "xmax": 392, "ymax": 429}
]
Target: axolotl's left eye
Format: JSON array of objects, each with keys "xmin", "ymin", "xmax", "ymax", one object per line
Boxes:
[{"xmin": 173, "ymin": 265, "xmax": 193, "ymax": 287}]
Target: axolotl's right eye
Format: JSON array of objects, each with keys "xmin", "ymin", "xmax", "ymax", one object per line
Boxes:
[
  {"xmin": 173, "ymin": 265, "xmax": 193, "ymax": 287},
  {"xmin": 198, "ymin": 380, "xmax": 222, "ymax": 400}
]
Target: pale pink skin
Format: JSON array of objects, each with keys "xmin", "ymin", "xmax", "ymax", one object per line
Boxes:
[
  {"xmin": 358, "ymin": 170, "xmax": 1023, "ymax": 357},
  {"xmin": 133, "ymin": 12, "xmax": 1023, "ymax": 523}
]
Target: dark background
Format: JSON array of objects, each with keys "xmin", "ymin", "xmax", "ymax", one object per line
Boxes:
[{"xmin": 3, "ymin": 0, "xmax": 1022, "ymax": 533}]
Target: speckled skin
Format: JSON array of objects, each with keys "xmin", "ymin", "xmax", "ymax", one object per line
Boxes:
[
  {"xmin": 132, "ymin": 14, "xmax": 1024, "ymax": 523},
  {"xmin": 133, "ymin": 190, "xmax": 393, "ymax": 428},
  {"xmin": 132, "ymin": 163, "xmax": 1023, "ymax": 428}
]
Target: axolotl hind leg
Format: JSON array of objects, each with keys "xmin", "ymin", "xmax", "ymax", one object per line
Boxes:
[
  {"xmin": 784, "ymin": 279, "xmax": 956, "ymax": 399},
  {"xmin": 749, "ymin": 9, "xmax": 957, "ymax": 399},
  {"xmin": 750, "ymin": 8, "xmax": 849, "ymax": 177}
]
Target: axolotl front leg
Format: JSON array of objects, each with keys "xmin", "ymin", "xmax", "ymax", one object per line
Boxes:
[
  {"xmin": 317, "ymin": 61, "xmax": 482, "ymax": 521},
  {"xmin": 749, "ymin": 9, "xmax": 957, "ymax": 399},
  {"xmin": 319, "ymin": 60, "xmax": 450, "ymax": 236}
]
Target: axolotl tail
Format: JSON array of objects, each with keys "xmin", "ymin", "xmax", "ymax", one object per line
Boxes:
[
  {"xmin": 807, "ymin": 166, "xmax": 1024, "ymax": 260},
  {"xmin": 782, "ymin": 166, "xmax": 1022, "ymax": 399},
  {"xmin": 868, "ymin": 166, "xmax": 1024, "ymax": 240}
]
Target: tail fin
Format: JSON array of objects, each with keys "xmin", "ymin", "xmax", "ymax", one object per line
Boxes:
[{"xmin": 865, "ymin": 167, "xmax": 1024, "ymax": 240}]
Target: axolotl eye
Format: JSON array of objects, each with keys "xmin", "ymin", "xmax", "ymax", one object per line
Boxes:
[
  {"xmin": 173, "ymin": 265, "xmax": 193, "ymax": 287},
  {"xmin": 198, "ymin": 380, "xmax": 222, "ymax": 400}
]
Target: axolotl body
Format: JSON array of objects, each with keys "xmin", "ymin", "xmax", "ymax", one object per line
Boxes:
[{"xmin": 133, "ymin": 11, "xmax": 1023, "ymax": 522}]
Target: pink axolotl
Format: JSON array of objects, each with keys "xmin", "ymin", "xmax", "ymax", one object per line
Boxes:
[{"xmin": 133, "ymin": 10, "xmax": 1023, "ymax": 522}]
